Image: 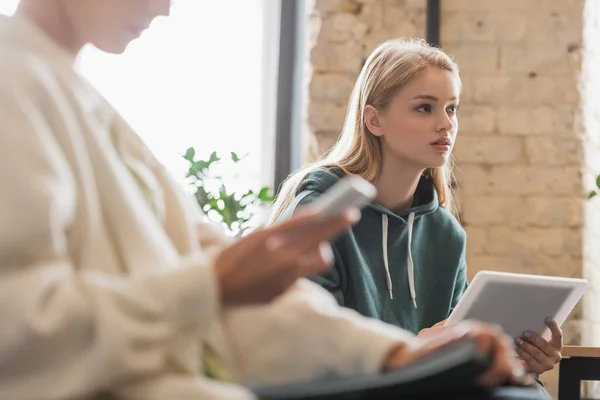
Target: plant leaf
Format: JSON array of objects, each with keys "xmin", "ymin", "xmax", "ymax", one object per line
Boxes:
[
  {"xmin": 590, "ymin": 190, "xmax": 597, "ymax": 199},
  {"xmin": 183, "ymin": 147, "xmax": 195, "ymax": 162},
  {"xmin": 192, "ymin": 160, "xmax": 211, "ymax": 175},
  {"xmin": 194, "ymin": 186, "xmax": 211, "ymax": 207},
  {"xmin": 258, "ymin": 186, "xmax": 275, "ymax": 202},
  {"xmin": 231, "ymin": 152, "xmax": 240, "ymax": 162},
  {"xmin": 209, "ymin": 151, "xmax": 220, "ymax": 164}
]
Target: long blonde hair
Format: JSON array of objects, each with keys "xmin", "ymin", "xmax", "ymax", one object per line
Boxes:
[{"xmin": 268, "ymin": 38, "xmax": 461, "ymax": 225}]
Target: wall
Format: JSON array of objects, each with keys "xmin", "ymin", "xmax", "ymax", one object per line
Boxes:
[{"xmin": 305, "ymin": 0, "xmax": 600, "ymax": 396}]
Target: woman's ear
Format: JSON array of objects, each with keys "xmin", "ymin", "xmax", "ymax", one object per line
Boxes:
[{"xmin": 364, "ymin": 105, "xmax": 384, "ymax": 137}]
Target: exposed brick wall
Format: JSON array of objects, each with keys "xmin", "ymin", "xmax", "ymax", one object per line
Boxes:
[
  {"xmin": 305, "ymin": 0, "xmax": 426, "ymax": 159},
  {"xmin": 305, "ymin": 0, "xmax": 599, "ymax": 396}
]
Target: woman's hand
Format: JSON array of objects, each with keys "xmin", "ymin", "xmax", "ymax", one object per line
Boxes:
[
  {"xmin": 385, "ymin": 321, "xmax": 524, "ymax": 388},
  {"xmin": 213, "ymin": 209, "xmax": 360, "ymax": 307},
  {"xmin": 515, "ymin": 317, "xmax": 563, "ymax": 374}
]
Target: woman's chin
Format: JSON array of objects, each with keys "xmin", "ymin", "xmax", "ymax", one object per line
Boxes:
[{"xmin": 425, "ymin": 154, "xmax": 451, "ymax": 169}]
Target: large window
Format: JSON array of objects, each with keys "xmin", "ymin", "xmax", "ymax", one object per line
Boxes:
[{"xmin": 1, "ymin": 1, "xmax": 280, "ymax": 193}]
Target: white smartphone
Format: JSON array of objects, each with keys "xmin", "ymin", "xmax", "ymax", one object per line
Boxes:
[{"xmin": 307, "ymin": 175, "xmax": 377, "ymax": 219}]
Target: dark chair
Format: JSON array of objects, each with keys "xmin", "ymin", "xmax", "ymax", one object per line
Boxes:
[{"xmin": 558, "ymin": 345, "xmax": 600, "ymax": 399}]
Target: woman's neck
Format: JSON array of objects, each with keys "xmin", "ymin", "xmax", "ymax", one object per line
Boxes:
[
  {"xmin": 374, "ymin": 153, "xmax": 423, "ymax": 212},
  {"xmin": 16, "ymin": 0, "xmax": 83, "ymax": 57}
]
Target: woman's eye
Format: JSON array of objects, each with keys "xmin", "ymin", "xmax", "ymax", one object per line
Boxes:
[
  {"xmin": 447, "ymin": 104, "xmax": 459, "ymax": 113},
  {"xmin": 416, "ymin": 104, "xmax": 432, "ymax": 113}
]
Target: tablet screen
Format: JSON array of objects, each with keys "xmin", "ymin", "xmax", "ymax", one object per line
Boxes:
[{"xmin": 459, "ymin": 281, "xmax": 574, "ymax": 338}]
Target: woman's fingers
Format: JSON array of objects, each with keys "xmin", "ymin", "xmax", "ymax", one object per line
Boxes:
[
  {"xmin": 546, "ymin": 317, "xmax": 564, "ymax": 350},
  {"xmin": 520, "ymin": 331, "xmax": 555, "ymax": 358},
  {"xmin": 516, "ymin": 346, "xmax": 546, "ymax": 374},
  {"xmin": 219, "ymin": 208, "xmax": 355, "ymax": 270},
  {"xmin": 297, "ymin": 242, "xmax": 335, "ymax": 272},
  {"xmin": 276, "ymin": 210, "xmax": 359, "ymax": 255},
  {"xmin": 271, "ymin": 208, "xmax": 359, "ymax": 243},
  {"xmin": 214, "ymin": 208, "xmax": 360, "ymax": 307}
]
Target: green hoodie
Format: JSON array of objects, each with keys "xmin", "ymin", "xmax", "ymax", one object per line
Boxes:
[{"xmin": 280, "ymin": 167, "xmax": 468, "ymax": 335}]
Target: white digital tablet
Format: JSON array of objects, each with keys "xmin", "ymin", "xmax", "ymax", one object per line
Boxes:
[{"xmin": 446, "ymin": 271, "xmax": 587, "ymax": 340}]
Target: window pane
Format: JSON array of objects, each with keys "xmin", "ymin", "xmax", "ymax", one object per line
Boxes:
[
  {"xmin": 78, "ymin": 0, "xmax": 277, "ymax": 192},
  {"xmin": 0, "ymin": 0, "xmax": 19, "ymax": 15}
]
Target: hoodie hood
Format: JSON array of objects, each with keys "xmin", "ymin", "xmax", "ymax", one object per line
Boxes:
[
  {"xmin": 297, "ymin": 167, "xmax": 439, "ymax": 219},
  {"xmin": 297, "ymin": 167, "xmax": 439, "ymax": 307}
]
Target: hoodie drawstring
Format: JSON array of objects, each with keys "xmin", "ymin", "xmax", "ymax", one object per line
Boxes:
[
  {"xmin": 407, "ymin": 212, "xmax": 417, "ymax": 308},
  {"xmin": 381, "ymin": 212, "xmax": 417, "ymax": 307},
  {"xmin": 381, "ymin": 215, "xmax": 393, "ymax": 299}
]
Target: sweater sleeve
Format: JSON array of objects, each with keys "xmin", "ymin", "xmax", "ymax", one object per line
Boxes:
[
  {"xmin": 0, "ymin": 65, "xmax": 220, "ymax": 400},
  {"xmin": 219, "ymin": 279, "xmax": 415, "ymax": 385}
]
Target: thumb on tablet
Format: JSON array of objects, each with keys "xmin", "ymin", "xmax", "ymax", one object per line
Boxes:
[{"xmin": 546, "ymin": 317, "xmax": 563, "ymax": 350}]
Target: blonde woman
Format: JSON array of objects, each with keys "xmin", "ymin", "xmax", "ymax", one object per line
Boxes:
[{"xmin": 270, "ymin": 39, "xmax": 560, "ymax": 393}]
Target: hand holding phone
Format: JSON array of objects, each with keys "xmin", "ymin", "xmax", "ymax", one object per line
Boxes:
[{"xmin": 307, "ymin": 175, "xmax": 377, "ymax": 220}]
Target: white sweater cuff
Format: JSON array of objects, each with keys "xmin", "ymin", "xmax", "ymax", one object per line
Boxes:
[{"xmin": 149, "ymin": 259, "xmax": 220, "ymax": 337}]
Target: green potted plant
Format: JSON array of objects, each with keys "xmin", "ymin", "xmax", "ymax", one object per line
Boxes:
[{"xmin": 183, "ymin": 147, "xmax": 275, "ymax": 236}]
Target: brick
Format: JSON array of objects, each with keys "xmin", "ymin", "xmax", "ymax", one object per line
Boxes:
[
  {"xmin": 454, "ymin": 164, "xmax": 491, "ymax": 195},
  {"xmin": 442, "ymin": 11, "xmax": 527, "ymax": 44},
  {"xmin": 466, "ymin": 253, "xmax": 582, "ymax": 280},
  {"xmin": 488, "ymin": 166, "xmax": 582, "ymax": 195},
  {"xmin": 461, "ymin": 195, "xmax": 527, "ymax": 227},
  {"xmin": 382, "ymin": 1, "xmax": 425, "ymax": 33},
  {"xmin": 302, "ymin": 126, "xmax": 321, "ymax": 163},
  {"xmin": 525, "ymin": 74, "xmax": 580, "ymax": 105},
  {"xmin": 470, "ymin": 74, "xmax": 579, "ymax": 106},
  {"xmin": 525, "ymin": 137, "xmax": 582, "ymax": 166},
  {"xmin": 570, "ymin": 301, "xmax": 584, "ymax": 321},
  {"xmin": 401, "ymin": 0, "xmax": 427, "ymax": 9},
  {"xmin": 499, "ymin": 44, "xmax": 580, "ymax": 73},
  {"xmin": 314, "ymin": 0, "xmax": 362, "ymax": 14},
  {"xmin": 562, "ymin": 318, "xmax": 583, "ymax": 345},
  {"xmin": 444, "ymin": 44, "xmax": 499, "ymax": 73},
  {"xmin": 357, "ymin": 0, "xmax": 384, "ymax": 30},
  {"xmin": 464, "ymin": 226, "xmax": 487, "ymax": 256},
  {"xmin": 456, "ymin": 105, "xmax": 495, "ymax": 134},
  {"xmin": 311, "ymin": 40, "xmax": 364, "ymax": 74},
  {"xmin": 486, "ymin": 227, "xmax": 582, "ymax": 258},
  {"xmin": 318, "ymin": 13, "xmax": 366, "ymax": 42},
  {"xmin": 308, "ymin": 102, "xmax": 347, "ymax": 132},
  {"xmin": 457, "ymin": 75, "xmax": 474, "ymax": 103},
  {"xmin": 310, "ymin": 73, "xmax": 357, "ymax": 103},
  {"xmin": 314, "ymin": 130, "xmax": 341, "ymax": 155},
  {"xmin": 442, "ymin": 0, "xmax": 583, "ymax": 12},
  {"xmin": 524, "ymin": 197, "xmax": 584, "ymax": 228},
  {"xmin": 496, "ymin": 107, "xmax": 576, "ymax": 136},
  {"xmin": 469, "ymin": 75, "xmax": 512, "ymax": 105},
  {"xmin": 363, "ymin": 13, "xmax": 426, "ymax": 58},
  {"xmin": 454, "ymin": 136, "xmax": 523, "ymax": 165},
  {"xmin": 524, "ymin": 12, "xmax": 583, "ymax": 44},
  {"xmin": 460, "ymin": 195, "xmax": 584, "ymax": 229}
]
